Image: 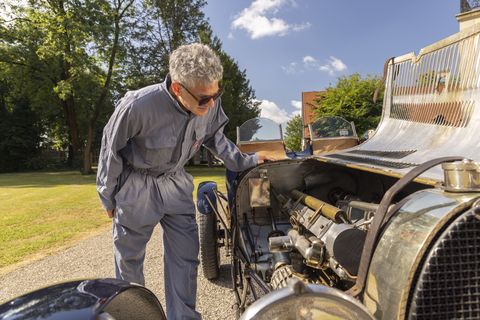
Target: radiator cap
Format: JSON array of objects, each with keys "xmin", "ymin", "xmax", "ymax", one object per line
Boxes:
[{"xmin": 442, "ymin": 159, "xmax": 480, "ymax": 192}]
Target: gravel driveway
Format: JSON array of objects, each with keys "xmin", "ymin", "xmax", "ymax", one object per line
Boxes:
[{"xmin": 0, "ymin": 225, "xmax": 236, "ymax": 320}]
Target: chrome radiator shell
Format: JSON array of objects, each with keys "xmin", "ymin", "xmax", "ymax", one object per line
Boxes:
[{"xmin": 363, "ymin": 189, "xmax": 480, "ymax": 319}]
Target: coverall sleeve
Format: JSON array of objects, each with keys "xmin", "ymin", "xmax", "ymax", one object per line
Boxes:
[
  {"xmin": 96, "ymin": 96, "xmax": 139, "ymax": 211},
  {"xmin": 203, "ymin": 103, "xmax": 258, "ymax": 172}
]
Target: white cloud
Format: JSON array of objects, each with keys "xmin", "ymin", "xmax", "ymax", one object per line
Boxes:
[
  {"xmin": 303, "ymin": 55, "xmax": 317, "ymax": 64},
  {"xmin": 231, "ymin": 0, "xmax": 310, "ymax": 40},
  {"xmin": 283, "ymin": 55, "xmax": 347, "ymax": 76},
  {"xmin": 319, "ymin": 56, "xmax": 347, "ymax": 75},
  {"xmin": 330, "ymin": 56, "xmax": 347, "ymax": 71},
  {"xmin": 292, "ymin": 22, "xmax": 311, "ymax": 32},
  {"xmin": 291, "ymin": 100, "xmax": 302, "ymax": 116},
  {"xmin": 258, "ymin": 99, "xmax": 291, "ymax": 124},
  {"xmin": 256, "ymin": 99, "xmax": 302, "ymax": 124},
  {"xmin": 281, "ymin": 55, "xmax": 315, "ymax": 74},
  {"xmin": 281, "ymin": 62, "xmax": 300, "ymax": 74},
  {"xmin": 291, "ymin": 100, "xmax": 302, "ymax": 110}
]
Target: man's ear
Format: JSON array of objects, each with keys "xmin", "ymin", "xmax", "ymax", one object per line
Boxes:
[{"xmin": 171, "ymin": 82, "xmax": 181, "ymax": 96}]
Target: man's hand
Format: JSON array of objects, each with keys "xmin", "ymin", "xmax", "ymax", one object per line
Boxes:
[
  {"xmin": 106, "ymin": 208, "xmax": 115, "ymax": 218},
  {"xmin": 256, "ymin": 151, "xmax": 277, "ymax": 164}
]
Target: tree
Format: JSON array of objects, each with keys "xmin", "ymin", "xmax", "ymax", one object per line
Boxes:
[
  {"xmin": 313, "ymin": 73, "xmax": 384, "ymax": 135},
  {"xmin": 83, "ymin": 0, "xmax": 136, "ymax": 174},
  {"xmin": 1, "ymin": 0, "xmax": 137, "ymax": 173},
  {"xmin": 0, "ymin": 0, "xmax": 260, "ymax": 173},
  {"xmin": 284, "ymin": 115, "xmax": 303, "ymax": 152},
  {"xmin": 122, "ymin": 0, "xmax": 209, "ymax": 89},
  {"xmin": 0, "ymin": 0, "xmax": 121, "ymax": 170}
]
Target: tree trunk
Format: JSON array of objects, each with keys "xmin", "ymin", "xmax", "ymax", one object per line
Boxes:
[
  {"xmin": 62, "ymin": 97, "xmax": 81, "ymax": 167},
  {"xmin": 58, "ymin": 0, "xmax": 80, "ymax": 168},
  {"xmin": 82, "ymin": 12, "xmax": 124, "ymax": 174},
  {"xmin": 82, "ymin": 125, "xmax": 94, "ymax": 174}
]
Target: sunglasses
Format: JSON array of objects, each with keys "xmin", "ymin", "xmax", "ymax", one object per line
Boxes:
[{"xmin": 179, "ymin": 83, "xmax": 224, "ymax": 106}]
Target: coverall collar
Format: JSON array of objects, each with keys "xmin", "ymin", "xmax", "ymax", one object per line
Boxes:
[
  {"xmin": 162, "ymin": 74, "xmax": 207, "ymax": 148},
  {"xmin": 162, "ymin": 74, "xmax": 192, "ymax": 116}
]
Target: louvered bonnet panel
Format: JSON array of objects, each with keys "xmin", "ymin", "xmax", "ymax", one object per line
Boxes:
[{"xmin": 323, "ymin": 25, "xmax": 480, "ymax": 181}]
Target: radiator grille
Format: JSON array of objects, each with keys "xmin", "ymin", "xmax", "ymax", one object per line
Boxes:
[
  {"xmin": 346, "ymin": 149, "xmax": 417, "ymax": 159},
  {"xmin": 325, "ymin": 154, "xmax": 417, "ymax": 169},
  {"xmin": 388, "ymin": 32, "xmax": 480, "ymax": 128},
  {"xmin": 390, "ymin": 101, "xmax": 474, "ymax": 128},
  {"xmin": 408, "ymin": 209, "xmax": 480, "ymax": 319}
]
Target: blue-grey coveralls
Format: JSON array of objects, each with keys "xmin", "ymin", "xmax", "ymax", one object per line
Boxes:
[{"xmin": 96, "ymin": 76, "xmax": 257, "ymax": 320}]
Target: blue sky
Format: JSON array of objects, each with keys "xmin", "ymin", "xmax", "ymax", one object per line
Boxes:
[{"xmin": 204, "ymin": 0, "xmax": 460, "ymax": 124}]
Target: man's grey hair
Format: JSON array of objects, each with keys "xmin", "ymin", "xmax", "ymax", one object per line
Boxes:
[{"xmin": 169, "ymin": 43, "xmax": 223, "ymax": 88}]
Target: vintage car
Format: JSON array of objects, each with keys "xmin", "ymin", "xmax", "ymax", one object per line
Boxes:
[{"xmin": 196, "ymin": 22, "xmax": 480, "ymax": 320}]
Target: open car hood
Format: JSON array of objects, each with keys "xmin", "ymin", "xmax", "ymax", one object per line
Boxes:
[{"xmin": 314, "ymin": 24, "xmax": 480, "ymax": 184}]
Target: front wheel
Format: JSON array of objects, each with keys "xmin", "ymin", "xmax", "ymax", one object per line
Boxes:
[{"xmin": 198, "ymin": 213, "xmax": 220, "ymax": 280}]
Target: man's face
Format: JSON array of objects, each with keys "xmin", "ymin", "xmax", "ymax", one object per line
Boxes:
[{"xmin": 174, "ymin": 81, "xmax": 222, "ymax": 116}]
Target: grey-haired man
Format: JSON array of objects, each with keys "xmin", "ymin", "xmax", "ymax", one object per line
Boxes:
[{"xmin": 96, "ymin": 43, "xmax": 269, "ymax": 319}]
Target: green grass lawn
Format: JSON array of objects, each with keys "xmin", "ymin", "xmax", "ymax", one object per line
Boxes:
[{"xmin": 0, "ymin": 166, "xmax": 226, "ymax": 270}]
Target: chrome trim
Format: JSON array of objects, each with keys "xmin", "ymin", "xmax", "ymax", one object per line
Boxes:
[
  {"xmin": 363, "ymin": 189, "xmax": 480, "ymax": 319},
  {"xmin": 240, "ymin": 280, "xmax": 374, "ymax": 320}
]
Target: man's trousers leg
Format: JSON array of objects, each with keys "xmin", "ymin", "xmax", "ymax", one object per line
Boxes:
[
  {"xmin": 160, "ymin": 213, "xmax": 200, "ymax": 320},
  {"xmin": 113, "ymin": 221, "xmax": 155, "ymax": 286}
]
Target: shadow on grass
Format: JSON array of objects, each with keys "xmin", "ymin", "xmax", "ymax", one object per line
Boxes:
[
  {"xmin": 0, "ymin": 166, "xmax": 226, "ymax": 188},
  {"xmin": 0, "ymin": 171, "xmax": 96, "ymax": 188},
  {"xmin": 186, "ymin": 166, "xmax": 226, "ymax": 178}
]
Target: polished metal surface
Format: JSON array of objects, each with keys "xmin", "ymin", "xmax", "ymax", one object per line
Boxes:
[
  {"xmin": 268, "ymin": 236, "xmax": 293, "ymax": 252},
  {"xmin": 249, "ymin": 169, "xmax": 271, "ymax": 207},
  {"xmin": 288, "ymin": 229, "xmax": 324, "ymax": 267},
  {"xmin": 240, "ymin": 280, "xmax": 374, "ymax": 320},
  {"xmin": 318, "ymin": 24, "xmax": 480, "ymax": 182},
  {"xmin": 442, "ymin": 159, "xmax": 480, "ymax": 191},
  {"xmin": 363, "ymin": 189, "xmax": 480, "ymax": 320},
  {"xmin": 408, "ymin": 208, "xmax": 480, "ymax": 319},
  {"xmin": 291, "ymin": 189, "xmax": 345, "ymax": 221}
]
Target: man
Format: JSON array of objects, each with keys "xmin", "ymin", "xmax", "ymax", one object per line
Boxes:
[{"xmin": 96, "ymin": 43, "xmax": 269, "ymax": 319}]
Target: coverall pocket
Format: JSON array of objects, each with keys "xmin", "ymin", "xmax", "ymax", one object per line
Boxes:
[
  {"xmin": 114, "ymin": 169, "xmax": 132, "ymax": 200},
  {"xmin": 144, "ymin": 136, "xmax": 176, "ymax": 166}
]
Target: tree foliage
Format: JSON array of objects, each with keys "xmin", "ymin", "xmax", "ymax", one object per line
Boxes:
[
  {"xmin": 0, "ymin": 0, "xmax": 129, "ymax": 171},
  {"xmin": 313, "ymin": 73, "xmax": 384, "ymax": 135},
  {"xmin": 0, "ymin": 96, "xmax": 43, "ymax": 172},
  {"xmin": 284, "ymin": 115, "xmax": 303, "ymax": 152},
  {"xmin": 122, "ymin": 0, "xmax": 209, "ymax": 89},
  {"xmin": 0, "ymin": 0, "xmax": 260, "ymax": 172}
]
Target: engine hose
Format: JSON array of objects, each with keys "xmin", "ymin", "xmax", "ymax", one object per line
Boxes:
[{"xmin": 347, "ymin": 156, "xmax": 465, "ymax": 297}]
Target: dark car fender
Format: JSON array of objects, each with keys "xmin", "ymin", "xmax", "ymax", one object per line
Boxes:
[
  {"xmin": 196, "ymin": 181, "xmax": 218, "ymax": 215},
  {"xmin": 0, "ymin": 278, "xmax": 165, "ymax": 320}
]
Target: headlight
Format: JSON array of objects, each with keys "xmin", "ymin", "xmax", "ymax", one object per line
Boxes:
[{"xmin": 240, "ymin": 280, "xmax": 373, "ymax": 320}]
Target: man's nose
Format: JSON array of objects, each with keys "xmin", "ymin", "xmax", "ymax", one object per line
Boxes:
[{"xmin": 207, "ymin": 98, "xmax": 215, "ymax": 108}]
